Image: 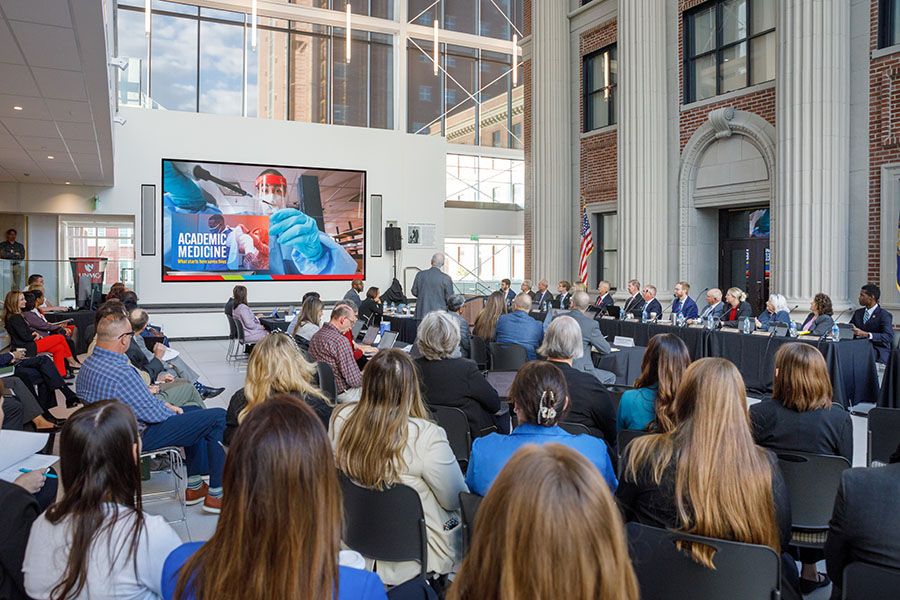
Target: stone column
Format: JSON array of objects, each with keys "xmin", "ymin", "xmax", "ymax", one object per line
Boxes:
[
  {"xmin": 617, "ymin": 0, "xmax": 669, "ymax": 291},
  {"xmin": 530, "ymin": 1, "xmax": 572, "ymax": 281},
  {"xmin": 775, "ymin": 0, "xmax": 850, "ymax": 306}
]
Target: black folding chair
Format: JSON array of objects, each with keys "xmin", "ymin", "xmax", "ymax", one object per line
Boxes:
[
  {"xmin": 229, "ymin": 315, "xmax": 250, "ymax": 361},
  {"xmin": 338, "ymin": 472, "xmax": 429, "ymax": 580},
  {"xmin": 605, "ymin": 384, "xmax": 633, "ymax": 411},
  {"xmin": 430, "ymin": 405, "xmax": 472, "ymax": 473},
  {"xmin": 459, "ymin": 491, "xmax": 484, "ymax": 558},
  {"xmin": 867, "ymin": 407, "xmax": 900, "ymax": 466},
  {"xmin": 559, "ymin": 421, "xmax": 592, "ymax": 436},
  {"xmin": 488, "ymin": 342, "xmax": 528, "ymax": 371},
  {"xmin": 225, "ymin": 314, "xmax": 238, "ymax": 360},
  {"xmin": 470, "ymin": 335, "xmax": 489, "ymax": 371},
  {"xmin": 842, "ymin": 562, "xmax": 900, "ymax": 600},
  {"xmin": 626, "ymin": 522, "xmax": 782, "ymax": 600},
  {"xmin": 776, "ymin": 451, "xmax": 851, "ymax": 549},
  {"xmin": 315, "ymin": 362, "xmax": 337, "ymax": 404}
]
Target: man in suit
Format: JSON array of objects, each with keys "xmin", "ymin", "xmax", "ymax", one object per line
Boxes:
[
  {"xmin": 342, "ymin": 278, "xmax": 363, "ymax": 309},
  {"xmin": 850, "ymin": 284, "xmax": 894, "ymax": 366},
  {"xmin": 825, "ymin": 452, "xmax": 900, "ymax": 599},
  {"xmin": 595, "ymin": 280, "xmax": 615, "ymax": 313},
  {"xmin": 499, "ymin": 278, "xmax": 516, "ymax": 306},
  {"xmin": 411, "ymin": 253, "xmax": 454, "ymax": 321},
  {"xmin": 532, "ymin": 280, "xmax": 554, "ymax": 312},
  {"xmin": 698, "ymin": 288, "xmax": 725, "ymax": 321},
  {"xmin": 672, "ymin": 281, "xmax": 699, "ymax": 320},
  {"xmin": 622, "ymin": 279, "xmax": 645, "ymax": 316},
  {"xmin": 556, "ymin": 281, "xmax": 573, "ymax": 309},
  {"xmin": 494, "ymin": 293, "xmax": 544, "ymax": 361},
  {"xmin": 640, "ymin": 285, "xmax": 663, "ymax": 319},
  {"xmin": 567, "ymin": 292, "xmax": 616, "ymax": 384},
  {"xmin": 520, "ymin": 279, "xmax": 535, "ymax": 299}
]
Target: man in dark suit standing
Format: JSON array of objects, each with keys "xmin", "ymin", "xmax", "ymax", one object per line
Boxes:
[
  {"xmin": 594, "ymin": 280, "xmax": 615, "ymax": 313},
  {"xmin": 622, "ymin": 279, "xmax": 645, "ymax": 316},
  {"xmin": 500, "ymin": 278, "xmax": 515, "ymax": 306},
  {"xmin": 532, "ymin": 280, "xmax": 553, "ymax": 312},
  {"xmin": 640, "ymin": 285, "xmax": 663, "ymax": 319},
  {"xmin": 411, "ymin": 253, "xmax": 455, "ymax": 321},
  {"xmin": 849, "ymin": 284, "xmax": 894, "ymax": 366}
]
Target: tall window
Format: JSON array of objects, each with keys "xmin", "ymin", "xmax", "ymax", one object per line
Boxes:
[
  {"xmin": 446, "ymin": 154, "xmax": 524, "ymax": 206},
  {"xmin": 880, "ymin": 0, "xmax": 900, "ymax": 49},
  {"xmin": 62, "ymin": 220, "xmax": 136, "ymax": 297},
  {"xmin": 684, "ymin": 0, "xmax": 775, "ymax": 103},
  {"xmin": 583, "ymin": 44, "xmax": 616, "ymax": 132},
  {"xmin": 444, "ymin": 237, "xmax": 525, "ymax": 284},
  {"xmin": 595, "ymin": 213, "xmax": 617, "ymax": 289}
]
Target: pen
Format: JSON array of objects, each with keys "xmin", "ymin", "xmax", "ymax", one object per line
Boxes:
[{"xmin": 19, "ymin": 468, "xmax": 57, "ymax": 479}]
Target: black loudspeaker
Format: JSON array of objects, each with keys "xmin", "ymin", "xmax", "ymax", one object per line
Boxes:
[{"xmin": 385, "ymin": 226, "xmax": 402, "ymax": 251}]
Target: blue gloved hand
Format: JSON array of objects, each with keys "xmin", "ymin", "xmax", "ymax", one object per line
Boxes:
[
  {"xmin": 268, "ymin": 208, "xmax": 325, "ymax": 262},
  {"xmin": 163, "ymin": 162, "xmax": 208, "ymax": 212}
]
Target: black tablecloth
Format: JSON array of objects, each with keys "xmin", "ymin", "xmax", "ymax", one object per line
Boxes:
[
  {"xmin": 879, "ymin": 351, "xmax": 900, "ymax": 408},
  {"xmin": 259, "ymin": 317, "xmax": 289, "ymax": 332},
  {"xmin": 384, "ymin": 315, "xmax": 418, "ymax": 344},
  {"xmin": 597, "ymin": 318, "xmax": 710, "ymax": 360},
  {"xmin": 595, "ymin": 345, "xmax": 646, "ymax": 386},
  {"xmin": 46, "ymin": 309, "xmax": 94, "ymax": 354}
]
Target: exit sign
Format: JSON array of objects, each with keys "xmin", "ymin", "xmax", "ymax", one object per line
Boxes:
[{"xmin": 470, "ymin": 235, "xmax": 479, "ymax": 241}]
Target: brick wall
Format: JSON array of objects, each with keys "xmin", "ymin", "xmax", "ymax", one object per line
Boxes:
[
  {"xmin": 679, "ymin": 87, "xmax": 776, "ymax": 150},
  {"xmin": 523, "ymin": 0, "xmax": 531, "ymax": 37},
  {"xmin": 580, "ymin": 18, "xmax": 618, "ymax": 205},
  {"xmin": 523, "ymin": 58, "xmax": 532, "ymax": 279}
]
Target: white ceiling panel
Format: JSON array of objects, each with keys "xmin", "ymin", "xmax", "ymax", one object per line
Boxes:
[
  {"xmin": 30, "ymin": 151, "xmax": 70, "ymax": 164},
  {"xmin": 17, "ymin": 174, "xmax": 51, "ymax": 183},
  {"xmin": 63, "ymin": 138, "xmax": 99, "ymax": 153},
  {"xmin": 31, "ymin": 67, "xmax": 88, "ymax": 101},
  {"xmin": 0, "ymin": 116, "xmax": 60, "ymax": 137},
  {"xmin": 1, "ymin": 0, "xmax": 75, "ymax": 28},
  {"xmin": 11, "ymin": 22, "xmax": 82, "ymax": 72},
  {"xmin": 16, "ymin": 135, "xmax": 66, "ymax": 151},
  {"xmin": 0, "ymin": 63, "xmax": 41, "ymax": 96},
  {"xmin": 0, "ymin": 148, "xmax": 27, "ymax": 160},
  {"xmin": 0, "ymin": 133, "xmax": 20, "ymax": 149},
  {"xmin": 57, "ymin": 121, "xmax": 96, "ymax": 141},
  {"xmin": 0, "ymin": 19, "xmax": 24, "ymax": 64},
  {"xmin": 44, "ymin": 99, "xmax": 92, "ymax": 123},
  {"xmin": 0, "ymin": 94, "xmax": 51, "ymax": 120}
]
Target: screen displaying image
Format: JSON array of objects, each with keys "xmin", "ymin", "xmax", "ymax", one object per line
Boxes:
[{"xmin": 161, "ymin": 158, "xmax": 365, "ymax": 282}]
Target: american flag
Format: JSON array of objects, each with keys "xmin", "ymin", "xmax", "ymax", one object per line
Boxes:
[{"xmin": 579, "ymin": 199, "xmax": 593, "ymax": 284}]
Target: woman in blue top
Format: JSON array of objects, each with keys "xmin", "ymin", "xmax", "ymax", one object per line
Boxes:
[
  {"xmin": 161, "ymin": 394, "xmax": 386, "ymax": 600},
  {"xmin": 616, "ymin": 334, "xmax": 690, "ymax": 433},
  {"xmin": 465, "ymin": 361, "xmax": 617, "ymax": 495},
  {"xmin": 756, "ymin": 293, "xmax": 792, "ymax": 332}
]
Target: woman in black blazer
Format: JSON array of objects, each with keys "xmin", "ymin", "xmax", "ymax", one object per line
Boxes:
[
  {"xmin": 2, "ymin": 291, "xmax": 77, "ymax": 377},
  {"xmin": 358, "ymin": 286, "xmax": 383, "ymax": 327},
  {"xmin": 414, "ymin": 312, "xmax": 505, "ymax": 436},
  {"xmin": 799, "ymin": 293, "xmax": 835, "ymax": 336},
  {"xmin": 721, "ymin": 287, "xmax": 753, "ymax": 327}
]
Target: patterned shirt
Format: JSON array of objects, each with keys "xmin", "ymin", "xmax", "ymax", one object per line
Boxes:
[
  {"xmin": 308, "ymin": 322, "xmax": 362, "ymax": 395},
  {"xmin": 75, "ymin": 347, "xmax": 173, "ymax": 429}
]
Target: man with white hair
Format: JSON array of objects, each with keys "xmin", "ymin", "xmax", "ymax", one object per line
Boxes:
[
  {"xmin": 532, "ymin": 280, "xmax": 553, "ymax": 311},
  {"xmin": 411, "ymin": 252, "xmax": 455, "ymax": 321},
  {"xmin": 494, "ymin": 293, "xmax": 544, "ymax": 361},
  {"xmin": 698, "ymin": 288, "xmax": 725, "ymax": 321},
  {"xmin": 520, "ymin": 279, "xmax": 535, "ymax": 299},
  {"xmin": 566, "ymin": 291, "xmax": 616, "ymax": 385}
]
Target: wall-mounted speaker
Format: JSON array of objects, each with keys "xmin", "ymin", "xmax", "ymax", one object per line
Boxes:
[
  {"xmin": 385, "ymin": 226, "xmax": 402, "ymax": 251},
  {"xmin": 141, "ymin": 184, "xmax": 156, "ymax": 256}
]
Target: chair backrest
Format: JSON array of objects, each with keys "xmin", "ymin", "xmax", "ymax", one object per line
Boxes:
[
  {"xmin": 776, "ymin": 451, "xmax": 851, "ymax": 530},
  {"xmin": 559, "ymin": 421, "xmax": 592, "ymax": 436},
  {"xmin": 431, "ymin": 405, "xmax": 472, "ymax": 470},
  {"xmin": 626, "ymin": 522, "xmax": 781, "ymax": 600},
  {"xmin": 606, "ymin": 384, "xmax": 633, "ymax": 411},
  {"xmin": 225, "ymin": 314, "xmax": 237, "ymax": 340},
  {"xmin": 617, "ymin": 429, "xmax": 651, "ymax": 461},
  {"xmin": 459, "ymin": 491, "xmax": 484, "ymax": 558},
  {"xmin": 894, "ymin": 331, "xmax": 900, "ymax": 351},
  {"xmin": 338, "ymin": 472, "xmax": 428, "ymax": 579},
  {"xmin": 867, "ymin": 407, "xmax": 900, "ymax": 466},
  {"xmin": 316, "ymin": 361, "xmax": 337, "ymax": 403},
  {"xmin": 470, "ymin": 335, "xmax": 489, "ymax": 371},
  {"xmin": 231, "ymin": 315, "xmax": 246, "ymax": 343},
  {"xmin": 842, "ymin": 562, "xmax": 900, "ymax": 600},
  {"xmin": 489, "ymin": 342, "xmax": 528, "ymax": 371}
]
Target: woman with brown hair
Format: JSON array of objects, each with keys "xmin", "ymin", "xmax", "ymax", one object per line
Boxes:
[
  {"xmin": 330, "ymin": 349, "xmax": 466, "ymax": 585},
  {"xmin": 472, "ymin": 291, "xmax": 507, "ymax": 342},
  {"xmin": 750, "ymin": 342, "xmax": 852, "ymax": 594},
  {"xmin": 2, "ymin": 291, "xmax": 78, "ymax": 377},
  {"xmin": 449, "ymin": 444, "xmax": 638, "ymax": 600},
  {"xmin": 616, "ymin": 333, "xmax": 690, "ymax": 432},
  {"xmin": 230, "ymin": 285, "xmax": 267, "ymax": 344},
  {"xmin": 800, "ymin": 293, "xmax": 835, "ymax": 336},
  {"xmin": 358, "ymin": 286, "xmax": 383, "ymax": 327},
  {"xmin": 616, "ymin": 358, "xmax": 801, "ymax": 600},
  {"xmin": 163, "ymin": 394, "xmax": 386, "ymax": 600}
]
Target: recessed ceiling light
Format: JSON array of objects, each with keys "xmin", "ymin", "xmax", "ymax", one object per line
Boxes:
[
  {"xmin": 12, "ymin": 106, "xmax": 23, "ymax": 111},
  {"xmin": 47, "ymin": 155, "xmax": 54, "ymax": 159},
  {"xmin": 65, "ymin": 181, "xmax": 70, "ymax": 185}
]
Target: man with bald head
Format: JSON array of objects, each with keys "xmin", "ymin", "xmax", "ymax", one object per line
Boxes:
[
  {"xmin": 698, "ymin": 288, "xmax": 725, "ymax": 321},
  {"xmin": 532, "ymin": 279, "xmax": 553, "ymax": 311},
  {"xmin": 495, "ymin": 293, "xmax": 544, "ymax": 361},
  {"xmin": 411, "ymin": 252, "xmax": 454, "ymax": 321}
]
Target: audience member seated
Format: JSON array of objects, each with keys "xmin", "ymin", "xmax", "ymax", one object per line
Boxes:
[
  {"xmin": 466, "ymin": 361, "xmax": 617, "ymax": 496},
  {"xmin": 26, "ymin": 274, "xmax": 65, "ymax": 311},
  {"xmin": 849, "ymin": 283, "xmax": 894, "ymax": 365},
  {"xmin": 415, "ymin": 311, "xmax": 505, "ymax": 437},
  {"xmin": 567, "ymin": 291, "xmax": 615, "ymax": 384},
  {"xmin": 289, "ymin": 295, "xmax": 324, "ymax": 341},
  {"xmin": 330, "ymin": 350, "xmax": 467, "ymax": 585},
  {"xmin": 616, "ymin": 358, "xmax": 801, "ymax": 600},
  {"xmin": 572, "ymin": 281, "xmax": 588, "ymax": 292},
  {"xmin": 358, "ymin": 286, "xmax": 383, "ymax": 327},
  {"xmin": 2, "ymin": 291, "xmax": 78, "ymax": 377},
  {"xmin": 721, "ymin": 287, "xmax": 753, "ymax": 327},
  {"xmin": 616, "ymin": 334, "xmax": 690, "ymax": 433},
  {"xmin": 750, "ymin": 342, "xmax": 853, "ymax": 594},
  {"xmin": 448, "ymin": 444, "xmax": 638, "ymax": 600},
  {"xmin": 446, "ymin": 294, "xmax": 471, "ymax": 359},
  {"xmin": 105, "ymin": 281, "xmax": 128, "ymax": 302},
  {"xmin": 163, "ymin": 395, "xmax": 387, "ymax": 600},
  {"xmin": 76, "ymin": 313, "xmax": 227, "ymax": 513},
  {"xmin": 640, "ymin": 285, "xmax": 663, "ymax": 319},
  {"xmin": 128, "ymin": 309, "xmax": 223, "ymax": 399},
  {"xmin": 2, "ymin": 343, "xmax": 80, "ymax": 413},
  {"xmin": 539, "ymin": 317, "xmax": 616, "ymax": 454},
  {"xmin": 697, "ymin": 287, "xmax": 725, "ymax": 321},
  {"xmin": 0, "ymin": 402, "xmax": 53, "ymax": 600},
  {"xmin": 622, "ymin": 279, "xmax": 645, "ymax": 317},
  {"xmin": 494, "ymin": 293, "xmax": 544, "ymax": 361},
  {"xmin": 594, "ymin": 279, "xmax": 615, "ymax": 313},
  {"xmin": 0, "ymin": 375, "xmax": 59, "ymax": 432},
  {"xmin": 225, "ymin": 333, "xmax": 331, "ymax": 445},
  {"xmin": 471, "ymin": 291, "xmax": 506, "ymax": 343},
  {"xmin": 756, "ymin": 293, "xmax": 792, "ymax": 332},
  {"xmin": 555, "ymin": 280, "xmax": 572, "ymax": 309},
  {"xmin": 532, "ymin": 280, "xmax": 553, "ymax": 312},
  {"xmin": 230, "ymin": 285, "xmax": 267, "ymax": 344},
  {"xmin": 825, "ymin": 442, "xmax": 900, "ymax": 600},
  {"xmin": 23, "ymin": 400, "xmax": 182, "ymax": 600},
  {"xmin": 800, "ymin": 293, "xmax": 836, "ymax": 336},
  {"xmin": 343, "ymin": 277, "xmax": 364, "ymax": 308},
  {"xmin": 309, "ymin": 304, "xmax": 364, "ymax": 403},
  {"xmin": 672, "ymin": 281, "xmax": 699, "ymax": 320},
  {"xmin": 22, "ymin": 291, "xmax": 76, "ymax": 357}
]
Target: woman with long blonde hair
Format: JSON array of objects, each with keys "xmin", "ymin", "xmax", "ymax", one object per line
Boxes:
[
  {"xmin": 290, "ymin": 295, "xmax": 324, "ymax": 340},
  {"xmin": 223, "ymin": 332, "xmax": 329, "ymax": 445},
  {"xmin": 617, "ymin": 358, "xmax": 800, "ymax": 598},
  {"xmin": 330, "ymin": 349, "xmax": 466, "ymax": 585},
  {"xmin": 721, "ymin": 286, "xmax": 753, "ymax": 327},
  {"xmin": 472, "ymin": 291, "xmax": 507, "ymax": 342},
  {"xmin": 450, "ymin": 444, "xmax": 638, "ymax": 600}
]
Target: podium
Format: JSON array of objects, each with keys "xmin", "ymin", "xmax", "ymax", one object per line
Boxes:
[{"xmin": 69, "ymin": 257, "xmax": 108, "ymax": 310}]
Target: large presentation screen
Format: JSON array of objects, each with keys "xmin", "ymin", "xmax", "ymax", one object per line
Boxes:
[{"xmin": 161, "ymin": 158, "xmax": 365, "ymax": 282}]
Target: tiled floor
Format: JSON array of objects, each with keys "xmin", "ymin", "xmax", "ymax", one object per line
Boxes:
[{"xmin": 47, "ymin": 340, "xmax": 871, "ymax": 597}]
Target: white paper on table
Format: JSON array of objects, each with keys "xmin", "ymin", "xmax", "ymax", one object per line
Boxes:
[
  {"xmin": 0, "ymin": 454, "xmax": 58, "ymax": 483},
  {"xmin": 161, "ymin": 347, "xmax": 180, "ymax": 361}
]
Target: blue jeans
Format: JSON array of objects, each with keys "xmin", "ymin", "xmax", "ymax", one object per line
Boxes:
[{"xmin": 141, "ymin": 406, "xmax": 226, "ymax": 488}]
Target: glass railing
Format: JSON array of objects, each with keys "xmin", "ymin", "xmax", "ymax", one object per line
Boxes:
[{"xmin": 0, "ymin": 258, "xmax": 138, "ymax": 309}]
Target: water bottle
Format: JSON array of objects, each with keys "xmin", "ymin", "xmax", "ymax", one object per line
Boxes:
[
  {"xmin": 641, "ymin": 307, "xmax": 648, "ymax": 324},
  {"xmin": 390, "ymin": 302, "xmax": 396, "ymax": 313},
  {"xmin": 831, "ymin": 321, "xmax": 840, "ymax": 342},
  {"xmin": 707, "ymin": 314, "xmax": 714, "ymax": 330},
  {"xmin": 789, "ymin": 321, "xmax": 798, "ymax": 338},
  {"xmin": 677, "ymin": 313, "xmax": 685, "ymax": 328}
]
